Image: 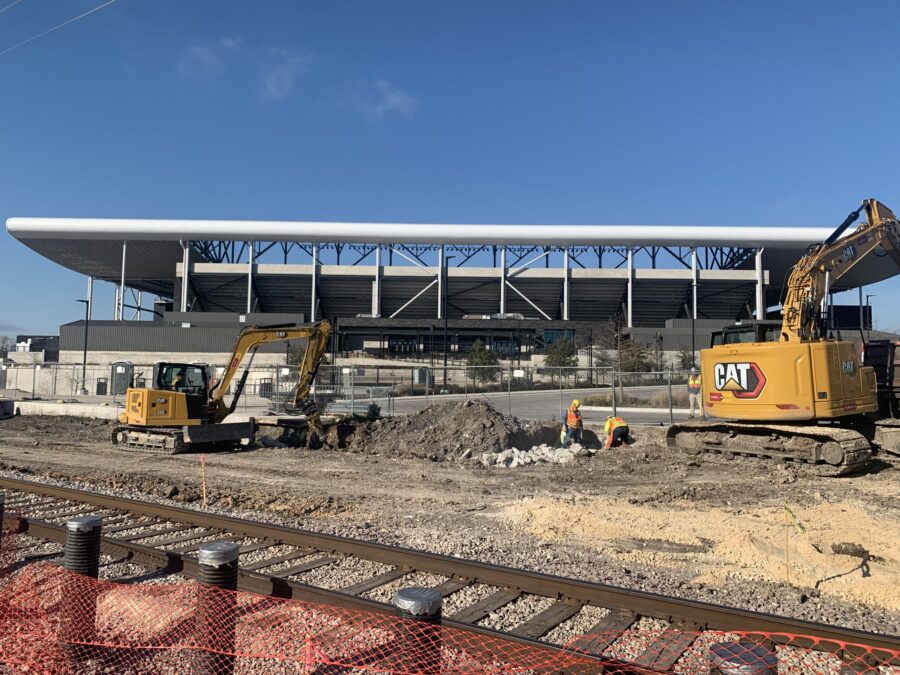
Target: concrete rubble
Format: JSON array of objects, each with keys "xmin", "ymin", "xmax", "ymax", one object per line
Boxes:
[{"xmin": 479, "ymin": 442, "xmax": 598, "ymax": 468}]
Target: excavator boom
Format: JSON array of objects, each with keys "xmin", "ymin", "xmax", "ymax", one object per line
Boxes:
[
  {"xmin": 208, "ymin": 320, "xmax": 332, "ymax": 424},
  {"xmin": 781, "ymin": 199, "xmax": 900, "ymax": 342}
]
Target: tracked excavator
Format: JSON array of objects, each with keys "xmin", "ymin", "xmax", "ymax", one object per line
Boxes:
[
  {"xmin": 667, "ymin": 199, "xmax": 900, "ymax": 475},
  {"xmin": 112, "ymin": 320, "xmax": 332, "ymax": 453}
]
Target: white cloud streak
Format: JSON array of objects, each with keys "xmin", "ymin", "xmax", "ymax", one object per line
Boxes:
[
  {"xmin": 177, "ymin": 36, "xmax": 242, "ymax": 76},
  {"xmin": 259, "ymin": 48, "xmax": 307, "ymax": 101},
  {"xmin": 358, "ymin": 80, "xmax": 417, "ymax": 120}
]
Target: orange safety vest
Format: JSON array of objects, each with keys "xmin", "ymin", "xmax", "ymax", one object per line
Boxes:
[
  {"xmin": 566, "ymin": 405, "xmax": 582, "ymax": 427},
  {"xmin": 688, "ymin": 374, "xmax": 701, "ymax": 394},
  {"xmin": 605, "ymin": 416, "xmax": 626, "ymax": 436}
]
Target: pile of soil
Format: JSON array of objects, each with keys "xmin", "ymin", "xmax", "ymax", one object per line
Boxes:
[
  {"xmin": 268, "ymin": 401, "xmax": 559, "ymax": 461},
  {"xmin": 0, "ymin": 415, "xmax": 112, "ymax": 444}
]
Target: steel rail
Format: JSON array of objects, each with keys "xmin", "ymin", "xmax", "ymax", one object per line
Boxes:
[{"xmin": 2, "ymin": 475, "xmax": 899, "ymax": 667}]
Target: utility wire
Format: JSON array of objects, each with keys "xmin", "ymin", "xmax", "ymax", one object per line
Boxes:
[
  {"xmin": 0, "ymin": 0, "xmax": 24, "ymax": 15},
  {"xmin": 0, "ymin": 0, "xmax": 117, "ymax": 57}
]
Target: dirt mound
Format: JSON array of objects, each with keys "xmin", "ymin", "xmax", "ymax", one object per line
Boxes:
[
  {"xmin": 352, "ymin": 400, "xmax": 536, "ymax": 460},
  {"xmin": 267, "ymin": 401, "xmax": 559, "ymax": 461}
]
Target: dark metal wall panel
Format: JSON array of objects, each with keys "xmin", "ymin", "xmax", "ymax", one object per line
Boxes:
[{"xmin": 60, "ymin": 322, "xmax": 296, "ymax": 354}]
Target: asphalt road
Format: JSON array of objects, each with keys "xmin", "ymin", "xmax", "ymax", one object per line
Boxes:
[{"xmin": 329, "ymin": 385, "xmax": 693, "ymax": 425}]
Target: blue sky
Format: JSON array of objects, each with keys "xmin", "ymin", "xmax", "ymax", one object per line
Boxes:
[{"xmin": 2, "ymin": 1, "xmax": 900, "ymax": 335}]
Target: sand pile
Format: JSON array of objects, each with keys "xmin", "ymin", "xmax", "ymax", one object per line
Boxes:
[{"xmin": 497, "ymin": 495, "xmax": 900, "ymax": 612}]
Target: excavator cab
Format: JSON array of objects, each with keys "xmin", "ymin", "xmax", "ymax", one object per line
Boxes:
[
  {"xmin": 711, "ymin": 321, "xmax": 781, "ymax": 346},
  {"xmin": 154, "ymin": 363, "xmax": 209, "ymax": 395}
]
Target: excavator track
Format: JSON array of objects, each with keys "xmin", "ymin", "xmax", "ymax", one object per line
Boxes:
[
  {"xmin": 111, "ymin": 426, "xmax": 189, "ymax": 455},
  {"xmin": 111, "ymin": 420, "xmax": 256, "ymax": 455},
  {"xmin": 666, "ymin": 421, "xmax": 872, "ymax": 476}
]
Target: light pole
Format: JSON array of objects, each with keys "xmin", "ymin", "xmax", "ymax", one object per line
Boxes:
[
  {"xmin": 76, "ymin": 299, "xmax": 89, "ymax": 395},
  {"xmin": 442, "ymin": 255, "xmax": 456, "ymax": 392},
  {"xmin": 866, "ymin": 295, "xmax": 876, "ymax": 335}
]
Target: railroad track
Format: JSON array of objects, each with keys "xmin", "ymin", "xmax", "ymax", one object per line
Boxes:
[{"xmin": 1, "ymin": 475, "xmax": 898, "ymax": 673}]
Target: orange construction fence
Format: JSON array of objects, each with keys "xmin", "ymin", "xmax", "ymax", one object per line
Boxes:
[{"xmin": 0, "ymin": 530, "xmax": 897, "ymax": 674}]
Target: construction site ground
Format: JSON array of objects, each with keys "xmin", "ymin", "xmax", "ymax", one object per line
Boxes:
[{"xmin": 0, "ymin": 407, "xmax": 898, "ymax": 636}]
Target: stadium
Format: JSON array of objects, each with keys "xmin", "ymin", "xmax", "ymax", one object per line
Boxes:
[{"xmin": 5, "ymin": 216, "xmax": 887, "ymax": 365}]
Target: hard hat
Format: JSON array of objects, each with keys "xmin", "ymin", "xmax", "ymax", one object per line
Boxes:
[{"xmin": 572, "ymin": 399, "xmax": 580, "ymax": 407}]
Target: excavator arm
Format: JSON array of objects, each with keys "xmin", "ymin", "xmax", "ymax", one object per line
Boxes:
[
  {"xmin": 781, "ymin": 199, "xmax": 900, "ymax": 341},
  {"xmin": 207, "ymin": 321, "xmax": 333, "ymax": 435}
]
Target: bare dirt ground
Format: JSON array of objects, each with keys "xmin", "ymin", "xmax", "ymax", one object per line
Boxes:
[{"xmin": 0, "ymin": 410, "xmax": 898, "ymax": 636}]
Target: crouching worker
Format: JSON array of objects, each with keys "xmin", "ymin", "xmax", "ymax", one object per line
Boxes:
[
  {"xmin": 565, "ymin": 399, "xmax": 583, "ymax": 446},
  {"xmin": 604, "ymin": 415, "xmax": 633, "ymax": 449}
]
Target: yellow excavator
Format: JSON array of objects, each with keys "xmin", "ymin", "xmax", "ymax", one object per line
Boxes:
[
  {"xmin": 667, "ymin": 199, "xmax": 900, "ymax": 475},
  {"xmin": 113, "ymin": 320, "xmax": 332, "ymax": 453}
]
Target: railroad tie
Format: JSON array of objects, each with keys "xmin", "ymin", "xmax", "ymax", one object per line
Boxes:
[
  {"xmin": 277, "ymin": 555, "xmax": 339, "ymax": 577},
  {"xmin": 431, "ymin": 577, "xmax": 471, "ymax": 597},
  {"xmin": 118, "ymin": 524, "xmax": 196, "ymax": 542},
  {"xmin": 448, "ymin": 589, "xmax": 520, "ymax": 624},
  {"xmin": 153, "ymin": 530, "xmax": 221, "ymax": 549},
  {"xmin": 102, "ymin": 518, "xmax": 165, "ymax": 534},
  {"xmin": 510, "ymin": 601, "xmax": 584, "ymax": 640},
  {"xmin": 633, "ymin": 626, "xmax": 697, "ymax": 670},
  {"xmin": 242, "ymin": 549, "xmax": 314, "ymax": 571},
  {"xmin": 568, "ymin": 610, "xmax": 638, "ymax": 655},
  {"xmin": 340, "ymin": 568, "xmax": 407, "ymax": 595}
]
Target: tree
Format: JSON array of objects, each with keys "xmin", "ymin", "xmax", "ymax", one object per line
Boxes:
[
  {"xmin": 544, "ymin": 337, "xmax": 578, "ymax": 369},
  {"xmin": 617, "ymin": 339, "xmax": 652, "ymax": 372},
  {"xmin": 676, "ymin": 347, "xmax": 695, "ymax": 370},
  {"xmin": 466, "ymin": 339, "xmax": 500, "ymax": 382},
  {"xmin": 0, "ymin": 335, "xmax": 11, "ymax": 359}
]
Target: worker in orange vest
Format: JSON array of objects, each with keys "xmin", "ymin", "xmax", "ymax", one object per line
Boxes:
[
  {"xmin": 604, "ymin": 415, "xmax": 633, "ymax": 449},
  {"xmin": 687, "ymin": 368, "xmax": 702, "ymax": 418},
  {"xmin": 565, "ymin": 399, "xmax": 583, "ymax": 446}
]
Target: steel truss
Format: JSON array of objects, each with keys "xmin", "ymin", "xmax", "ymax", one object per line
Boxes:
[{"xmin": 191, "ymin": 241, "xmax": 755, "ymax": 271}]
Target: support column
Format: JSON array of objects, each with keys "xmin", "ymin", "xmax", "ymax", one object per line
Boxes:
[
  {"xmin": 755, "ymin": 247, "xmax": 765, "ymax": 320},
  {"xmin": 691, "ymin": 247, "xmax": 698, "ymax": 320},
  {"xmin": 563, "ymin": 247, "xmax": 570, "ymax": 321},
  {"xmin": 246, "ymin": 242, "xmax": 254, "ymax": 314},
  {"xmin": 136, "ymin": 290, "xmax": 142, "ymax": 320},
  {"xmin": 113, "ymin": 285, "xmax": 120, "ymax": 320},
  {"xmin": 86, "ymin": 277, "xmax": 94, "ymax": 320},
  {"xmin": 372, "ymin": 245, "xmax": 382, "ymax": 317},
  {"xmin": 310, "ymin": 244, "xmax": 318, "ymax": 321},
  {"xmin": 626, "ymin": 247, "xmax": 633, "ymax": 328},
  {"xmin": 118, "ymin": 240, "xmax": 127, "ymax": 321},
  {"xmin": 180, "ymin": 241, "xmax": 191, "ymax": 312},
  {"xmin": 500, "ymin": 246, "xmax": 507, "ymax": 316},
  {"xmin": 859, "ymin": 286, "xmax": 865, "ymax": 332},
  {"xmin": 437, "ymin": 245, "xmax": 444, "ymax": 319}
]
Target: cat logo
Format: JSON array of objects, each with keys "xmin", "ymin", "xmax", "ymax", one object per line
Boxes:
[
  {"xmin": 713, "ymin": 362, "xmax": 767, "ymax": 399},
  {"xmin": 841, "ymin": 360, "xmax": 856, "ymax": 375},
  {"xmin": 840, "ymin": 243, "xmax": 857, "ymax": 263}
]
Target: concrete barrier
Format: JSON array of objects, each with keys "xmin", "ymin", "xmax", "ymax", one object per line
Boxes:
[{"xmin": 12, "ymin": 400, "xmax": 121, "ymax": 420}]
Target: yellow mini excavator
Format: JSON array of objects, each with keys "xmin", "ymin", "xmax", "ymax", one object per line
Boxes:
[
  {"xmin": 667, "ymin": 199, "xmax": 900, "ymax": 475},
  {"xmin": 113, "ymin": 320, "xmax": 332, "ymax": 453}
]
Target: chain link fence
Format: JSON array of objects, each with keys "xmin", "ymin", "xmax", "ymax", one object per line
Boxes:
[{"xmin": 1, "ymin": 362, "xmax": 703, "ymax": 424}]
